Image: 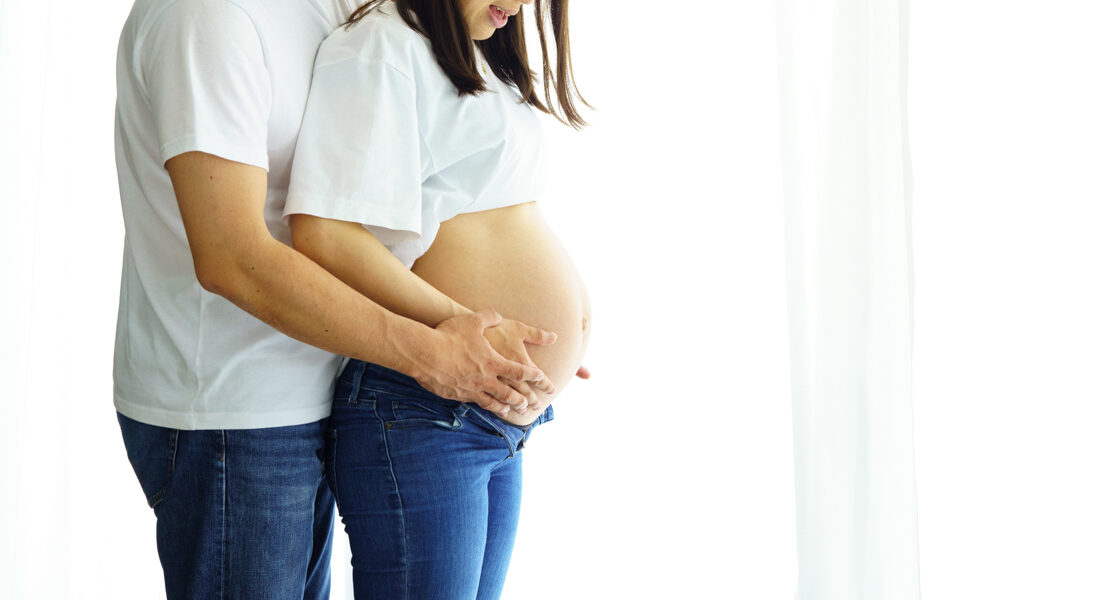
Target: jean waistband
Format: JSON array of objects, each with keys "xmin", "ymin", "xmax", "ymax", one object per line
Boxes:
[
  {"xmin": 357, "ymin": 360, "xmax": 435, "ymax": 399},
  {"xmin": 340, "ymin": 359, "xmax": 554, "ymax": 432}
]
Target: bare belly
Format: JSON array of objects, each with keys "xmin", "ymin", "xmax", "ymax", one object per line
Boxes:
[{"xmin": 411, "ymin": 201, "xmax": 591, "ymax": 426}]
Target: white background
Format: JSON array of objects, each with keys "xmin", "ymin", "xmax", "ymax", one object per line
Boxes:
[
  {"xmin": 1, "ymin": 1, "xmax": 1097, "ymax": 599},
  {"xmin": 908, "ymin": 2, "xmax": 1100, "ymax": 598}
]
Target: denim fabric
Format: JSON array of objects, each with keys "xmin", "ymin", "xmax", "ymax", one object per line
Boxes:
[
  {"xmin": 327, "ymin": 359, "xmax": 553, "ymax": 600},
  {"xmin": 117, "ymin": 412, "xmax": 335, "ymax": 600}
]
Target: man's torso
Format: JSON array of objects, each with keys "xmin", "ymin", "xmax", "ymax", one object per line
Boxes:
[{"xmin": 113, "ymin": 0, "xmax": 357, "ymax": 429}]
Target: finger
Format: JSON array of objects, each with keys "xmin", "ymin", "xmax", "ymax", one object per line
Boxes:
[
  {"xmin": 498, "ymin": 360, "xmax": 556, "ymax": 396},
  {"xmin": 523, "ymin": 386, "xmax": 549, "ymax": 412},
  {"xmin": 490, "ymin": 381, "xmax": 530, "ymax": 414},
  {"xmin": 497, "ymin": 358, "xmax": 541, "ymax": 384},
  {"xmin": 523, "ymin": 326, "xmax": 558, "ymax": 346},
  {"xmin": 528, "ymin": 371, "xmax": 556, "ymax": 396},
  {"xmin": 508, "ymin": 353, "xmax": 556, "ymax": 395},
  {"xmin": 575, "ymin": 365, "xmax": 591, "ymax": 379},
  {"xmin": 476, "ymin": 392, "xmax": 512, "ymax": 418},
  {"xmin": 472, "ymin": 307, "xmax": 503, "ymax": 330},
  {"xmin": 505, "ymin": 379, "xmax": 540, "ymax": 410}
]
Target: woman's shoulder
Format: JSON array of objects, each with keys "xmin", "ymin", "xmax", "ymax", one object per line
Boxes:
[{"xmin": 314, "ymin": 3, "xmax": 431, "ymax": 73}]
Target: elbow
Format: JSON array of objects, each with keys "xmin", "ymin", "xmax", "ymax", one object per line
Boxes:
[
  {"xmin": 193, "ymin": 258, "xmax": 237, "ymax": 297},
  {"xmin": 289, "ymin": 214, "xmax": 333, "ymax": 264},
  {"xmin": 191, "ymin": 241, "xmax": 265, "ymax": 298}
]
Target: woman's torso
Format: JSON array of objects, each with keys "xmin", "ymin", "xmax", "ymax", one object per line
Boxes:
[
  {"xmin": 411, "ymin": 202, "xmax": 591, "ymax": 426},
  {"xmin": 298, "ymin": 5, "xmax": 591, "ymax": 425}
]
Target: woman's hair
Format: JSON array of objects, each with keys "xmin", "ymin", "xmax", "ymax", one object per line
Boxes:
[{"xmin": 345, "ymin": 0, "xmax": 588, "ymax": 128}]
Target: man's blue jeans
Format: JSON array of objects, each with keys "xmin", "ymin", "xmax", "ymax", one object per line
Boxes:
[
  {"xmin": 117, "ymin": 412, "xmax": 335, "ymax": 599},
  {"xmin": 328, "ymin": 359, "xmax": 553, "ymax": 600}
]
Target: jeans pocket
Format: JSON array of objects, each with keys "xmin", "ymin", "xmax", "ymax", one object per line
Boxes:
[
  {"xmin": 117, "ymin": 412, "xmax": 179, "ymax": 509},
  {"xmin": 385, "ymin": 398, "xmax": 463, "ymax": 431}
]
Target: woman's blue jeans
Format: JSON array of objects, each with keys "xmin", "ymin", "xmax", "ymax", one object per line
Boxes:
[{"xmin": 328, "ymin": 359, "xmax": 553, "ymax": 600}]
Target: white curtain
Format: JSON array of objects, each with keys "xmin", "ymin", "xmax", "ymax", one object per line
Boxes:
[
  {"xmin": 1, "ymin": 1, "xmax": 133, "ymax": 597},
  {"xmin": 776, "ymin": 0, "xmax": 922, "ymax": 598}
]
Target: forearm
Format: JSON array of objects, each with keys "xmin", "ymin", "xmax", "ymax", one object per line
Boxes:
[
  {"xmin": 163, "ymin": 151, "xmax": 550, "ymax": 410},
  {"xmin": 204, "ymin": 234, "xmax": 434, "ymax": 376},
  {"xmin": 291, "ymin": 215, "xmax": 473, "ymax": 328}
]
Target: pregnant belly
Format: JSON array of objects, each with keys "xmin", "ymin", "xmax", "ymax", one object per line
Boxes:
[{"xmin": 411, "ymin": 201, "xmax": 591, "ymax": 426}]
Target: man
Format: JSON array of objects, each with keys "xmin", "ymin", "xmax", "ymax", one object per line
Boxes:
[{"xmin": 112, "ymin": 0, "xmax": 581, "ymax": 597}]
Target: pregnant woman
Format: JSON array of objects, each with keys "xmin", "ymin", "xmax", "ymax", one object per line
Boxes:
[{"xmin": 283, "ymin": 0, "xmax": 590, "ymax": 597}]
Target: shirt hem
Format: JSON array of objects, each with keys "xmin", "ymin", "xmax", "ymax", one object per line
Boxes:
[
  {"xmin": 114, "ymin": 395, "xmax": 333, "ymax": 431},
  {"xmin": 160, "ymin": 136, "xmax": 270, "ymax": 171},
  {"xmin": 283, "ymin": 192, "xmax": 421, "ymax": 245}
]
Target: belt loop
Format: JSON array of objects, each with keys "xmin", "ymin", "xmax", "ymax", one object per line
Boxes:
[{"xmin": 347, "ymin": 360, "xmax": 367, "ymax": 405}]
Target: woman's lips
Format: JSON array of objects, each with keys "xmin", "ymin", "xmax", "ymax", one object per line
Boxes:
[{"xmin": 489, "ymin": 5, "xmax": 509, "ymax": 28}]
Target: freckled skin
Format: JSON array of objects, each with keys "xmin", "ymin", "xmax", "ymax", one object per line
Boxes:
[{"xmin": 411, "ymin": 202, "xmax": 591, "ymax": 426}]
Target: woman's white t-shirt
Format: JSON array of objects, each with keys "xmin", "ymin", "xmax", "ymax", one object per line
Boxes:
[{"xmin": 284, "ymin": 1, "xmax": 546, "ymax": 267}]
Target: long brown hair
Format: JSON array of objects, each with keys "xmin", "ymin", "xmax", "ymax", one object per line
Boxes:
[{"xmin": 345, "ymin": 0, "xmax": 589, "ymax": 128}]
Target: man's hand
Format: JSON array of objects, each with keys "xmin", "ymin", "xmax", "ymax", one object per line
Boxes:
[
  {"xmin": 407, "ymin": 308, "xmax": 557, "ymax": 418},
  {"xmin": 483, "ymin": 317, "xmax": 559, "ymax": 413}
]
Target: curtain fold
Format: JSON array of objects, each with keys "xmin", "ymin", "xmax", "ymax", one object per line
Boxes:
[
  {"xmin": 1, "ymin": 0, "xmax": 70, "ymax": 595},
  {"xmin": 776, "ymin": 1, "xmax": 921, "ymax": 598}
]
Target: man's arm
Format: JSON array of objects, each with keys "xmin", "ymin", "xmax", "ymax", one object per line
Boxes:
[
  {"xmin": 289, "ymin": 213, "xmax": 559, "ymax": 411},
  {"xmin": 166, "ymin": 150, "xmax": 553, "ymax": 416}
]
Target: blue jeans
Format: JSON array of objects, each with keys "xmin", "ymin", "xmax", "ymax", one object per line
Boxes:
[
  {"xmin": 327, "ymin": 359, "xmax": 553, "ymax": 599},
  {"xmin": 117, "ymin": 413, "xmax": 335, "ymax": 600}
]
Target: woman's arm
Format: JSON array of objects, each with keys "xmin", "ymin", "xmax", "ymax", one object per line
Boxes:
[
  {"xmin": 290, "ymin": 214, "xmax": 466, "ymax": 327},
  {"xmin": 290, "ymin": 213, "xmax": 557, "ymax": 409}
]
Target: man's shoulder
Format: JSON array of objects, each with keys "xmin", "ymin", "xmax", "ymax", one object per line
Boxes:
[
  {"xmin": 125, "ymin": 0, "xmax": 269, "ymax": 39},
  {"xmin": 141, "ymin": 0, "xmax": 257, "ymax": 17}
]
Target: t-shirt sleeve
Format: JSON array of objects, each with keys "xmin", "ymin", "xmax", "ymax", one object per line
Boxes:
[
  {"xmin": 284, "ymin": 57, "xmax": 423, "ymax": 246},
  {"xmin": 140, "ymin": 0, "xmax": 272, "ymax": 169}
]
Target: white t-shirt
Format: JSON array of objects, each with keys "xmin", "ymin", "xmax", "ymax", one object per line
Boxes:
[
  {"xmin": 113, "ymin": 0, "xmax": 357, "ymax": 430},
  {"xmin": 284, "ymin": 1, "xmax": 546, "ymax": 268}
]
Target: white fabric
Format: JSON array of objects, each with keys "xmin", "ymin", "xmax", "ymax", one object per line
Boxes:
[
  {"xmin": 776, "ymin": 0, "xmax": 922, "ymax": 598},
  {"xmin": 113, "ymin": 0, "xmax": 358, "ymax": 430},
  {"xmin": 285, "ymin": 1, "xmax": 546, "ymax": 268}
]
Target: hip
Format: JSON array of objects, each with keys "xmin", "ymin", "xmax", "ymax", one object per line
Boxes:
[{"xmin": 331, "ymin": 359, "xmax": 554, "ymax": 445}]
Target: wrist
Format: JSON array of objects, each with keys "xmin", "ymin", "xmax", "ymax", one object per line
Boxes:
[
  {"xmin": 438, "ymin": 300, "xmax": 474, "ymax": 325},
  {"xmin": 378, "ymin": 313, "xmax": 438, "ymax": 379}
]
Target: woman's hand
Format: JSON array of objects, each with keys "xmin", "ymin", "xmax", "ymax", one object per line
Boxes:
[
  {"xmin": 483, "ymin": 317, "xmax": 559, "ymax": 414},
  {"xmin": 411, "ymin": 308, "xmax": 556, "ymax": 418}
]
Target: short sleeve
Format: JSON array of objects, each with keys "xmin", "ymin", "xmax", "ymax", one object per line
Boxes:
[
  {"xmin": 140, "ymin": 0, "xmax": 271, "ymax": 169},
  {"xmin": 284, "ymin": 57, "xmax": 423, "ymax": 246}
]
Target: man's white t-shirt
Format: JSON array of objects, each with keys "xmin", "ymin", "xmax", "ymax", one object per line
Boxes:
[{"xmin": 113, "ymin": 0, "xmax": 357, "ymax": 430}]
